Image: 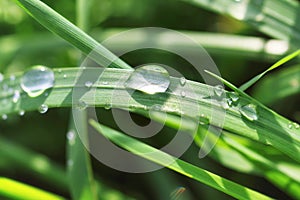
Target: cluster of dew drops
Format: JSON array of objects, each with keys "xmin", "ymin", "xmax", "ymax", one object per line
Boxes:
[{"xmin": 0, "ymin": 65, "xmax": 55, "ymax": 120}]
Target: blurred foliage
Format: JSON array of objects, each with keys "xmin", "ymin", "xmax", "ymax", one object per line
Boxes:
[{"xmin": 0, "ymin": 0, "xmax": 299, "ymax": 199}]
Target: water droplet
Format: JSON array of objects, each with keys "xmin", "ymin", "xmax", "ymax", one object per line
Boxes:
[
  {"xmin": 102, "ymin": 81, "xmax": 108, "ymax": 85},
  {"xmin": 104, "ymin": 103, "xmax": 112, "ymax": 110},
  {"xmin": 180, "ymin": 77, "xmax": 186, "ymax": 86},
  {"xmin": 67, "ymin": 131, "xmax": 76, "ymax": 145},
  {"xmin": 19, "ymin": 110, "xmax": 25, "ymax": 116},
  {"xmin": 293, "ymin": 122, "xmax": 300, "ymax": 129},
  {"xmin": 229, "ymin": 92, "xmax": 239, "ymax": 102},
  {"xmin": 76, "ymin": 100, "xmax": 88, "ymax": 110},
  {"xmin": 44, "ymin": 92, "xmax": 49, "ymax": 97},
  {"xmin": 181, "ymin": 91, "xmax": 186, "ymax": 97},
  {"xmin": 85, "ymin": 81, "xmax": 93, "ymax": 88},
  {"xmin": 221, "ymin": 100, "xmax": 229, "ymax": 109},
  {"xmin": 288, "ymin": 123, "xmax": 293, "ymax": 129},
  {"xmin": 63, "ymin": 74, "xmax": 67, "ymax": 78},
  {"xmin": 12, "ymin": 90, "xmax": 21, "ymax": 103},
  {"xmin": 2, "ymin": 114, "xmax": 7, "ymax": 120},
  {"xmin": 199, "ymin": 114, "xmax": 209, "ymax": 125},
  {"xmin": 10, "ymin": 75, "xmax": 15, "ymax": 81},
  {"xmin": 20, "ymin": 65, "xmax": 55, "ymax": 97},
  {"xmin": 240, "ymin": 104, "xmax": 258, "ymax": 121},
  {"xmin": 124, "ymin": 65, "xmax": 170, "ymax": 94},
  {"xmin": 227, "ymin": 98, "xmax": 233, "ymax": 106},
  {"xmin": 214, "ymin": 85, "xmax": 224, "ymax": 97},
  {"xmin": 38, "ymin": 104, "xmax": 48, "ymax": 114},
  {"xmin": 0, "ymin": 73, "xmax": 3, "ymax": 82},
  {"xmin": 151, "ymin": 104, "xmax": 162, "ymax": 111}
]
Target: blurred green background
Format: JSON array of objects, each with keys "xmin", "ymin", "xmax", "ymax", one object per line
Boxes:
[{"xmin": 0, "ymin": 0, "xmax": 299, "ymax": 199}]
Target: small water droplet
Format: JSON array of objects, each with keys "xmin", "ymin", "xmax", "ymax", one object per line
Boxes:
[
  {"xmin": 104, "ymin": 103, "xmax": 112, "ymax": 110},
  {"xmin": 240, "ymin": 104, "xmax": 258, "ymax": 121},
  {"xmin": 0, "ymin": 73, "xmax": 3, "ymax": 82},
  {"xmin": 181, "ymin": 91, "xmax": 186, "ymax": 97},
  {"xmin": 67, "ymin": 131, "xmax": 76, "ymax": 145},
  {"xmin": 19, "ymin": 110, "xmax": 25, "ymax": 116},
  {"xmin": 151, "ymin": 104, "xmax": 162, "ymax": 111},
  {"xmin": 293, "ymin": 122, "xmax": 300, "ymax": 129},
  {"xmin": 227, "ymin": 98, "xmax": 233, "ymax": 106},
  {"xmin": 180, "ymin": 77, "xmax": 186, "ymax": 86},
  {"xmin": 288, "ymin": 123, "xmax": 293, "ymax": 129},
  {"xmin": 199, "ymin": 114, "xmax": 209, "ymax": 125},
  {"xmin": 102, "ymin": 81, "xmax": 108, "ymax": 85},
  {"xmin": 10, "ymin": 75, "xmax": 15, "ymax": 81},
  {"xmin": 63, "ymin": 74, "xmax": 67, "ymax": 78},
  {"xmin": 20, "ymin": 65, "xmax": 55, "ymax": 97},
  {"xmin": 229, "ymin": 92, "xmax": 239, "ymax": 102},
  {"xmin": 38, "ymin": 104, "xmax": 48, "ymax": 114},
  {"xmin": 2, "ymin": 114, "xmax": 7, "ymax": 120},
  {"xmin": 221, "ymin": 100, "xmax": 229, "ymax": 109},
  {"xmin": 76, "ymin": 100, "xmax": 88, "ymax": 110},
  {"xmin": 12, "ymin": 90, "xmax": 21, "ymax": 103},
  {"xmin": 44, "ymin": 92, "xmax": 49, "ymax": 97},
  {"xmin": 85, "ymin": 81, "xmax": 93, "ymax": 88},
  {"xmin": 124, "ymin": 65, "xmax": 170, "ymax": 94},
  {"xmin": 214, "ymin": 85, "xmax": 224, "ymax": 97}
]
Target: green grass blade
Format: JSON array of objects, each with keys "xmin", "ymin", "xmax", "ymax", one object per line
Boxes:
[
  {"xmin": 180, "ymin": 0, "xmax": 300, "ymax": 47},
  {"xmin": 1, "ymin": 67, "xmax": 300, "ymax": 164},
  {"xmin": 89, "ymin": 120, "xmax": 273, "ymax": 200},
  {"xmin": 13, "ymin": 0, "xmax": 131, "ymax": 69},
  {"xmin": 239, "ymin": 49, "xmax": 300, "ymax": 91},
  {"xmin": 0, "ymin": 177, "xmax": 65, "ymax": 200},
  {"xmin": 252, "ymin": 64, "xmax": 300, "ymax": 105}
]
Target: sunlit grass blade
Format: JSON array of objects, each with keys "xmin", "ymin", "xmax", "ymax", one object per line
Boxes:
[
  {"xmin": 180, "ymin": 0, "xmax": 300, "ymax": 47},
  {"xmin": 0, "ymin": 177, "xmax": 65, "ymax": 200},
  {"xmin": 252, "ymin": 64, "xmax": 300, "ymax": 105},
  {"xmin": 89, "ymin": 120, "xmax": 273, "ymax": 200},
  {"xmin": 239, "ymin": 49, "xmax": 300, "ymax": 91},
  {"xmin": 13, "ymin": 0, "xmax": 131, "ymax": 69}
]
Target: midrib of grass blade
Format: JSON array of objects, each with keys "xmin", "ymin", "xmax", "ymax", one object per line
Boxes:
[
  {"xmin": 89, "ymin": 120, "xmax": 273, "ymax": 200},
  {"xmin": 239, "ymin": 49, "xmax": 300, "ymax": 91},
  {"xmin": 13, "ymin": 0, "xmax": 131, "ymax": 69},
  {"xmin": 1, "ymin": 67, "xmax": 300, "ymax": 164},
  {"xmin": 0, "ymin": 177, "xmax": 65, "ymax": 200},
  {"xmin": 252, "ymin": 64, "xmax": 300, "ymax": 105},
  {"xmin": 180, "ymin": 0, "xmax": 300, "ymax": 48}
]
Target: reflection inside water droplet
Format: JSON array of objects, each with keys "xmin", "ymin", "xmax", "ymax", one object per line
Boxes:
[
  {"xmin": 38, "ymin": 104, "xmax": 48, "ymax": 114},
  {"xmin": 20, "ymin": 65, "xmax": 55, "ymax": 98},
  {"xmin": 124, "ymin": 65, "xmax": 170, "ymax": 94}
]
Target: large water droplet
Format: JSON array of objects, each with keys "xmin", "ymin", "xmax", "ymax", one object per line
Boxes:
[
  {"xmin": 12, "ymin": 90, "xmax": 21, "ymax": 103},
  {"xmin": 239, "ymin": 104, "xmax": 258, "ymax": 121},
  {"xmin": 124, "ymin": 65, "xmax": 170, "ymax": 94},
  {"xmin": 38, "ymin": 104, "xmax": 48, "ymax": 114},
  {"xmin": 20, "ymin": 66, "xmax": 55, "ymax": 97},
  {"xmin": 214, "ymin": 85, "xmax": 224, "ymax": 97}
]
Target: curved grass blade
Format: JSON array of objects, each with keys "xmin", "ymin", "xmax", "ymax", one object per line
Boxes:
[
  {"xmin": 89, "ymin": 120, "xmax": 273, "ymax": 200},
  {"xmin": 252, "ymin": 64, "xmax": 300, "ymax": 105},
  {"xmin": 239, "ymin": 49, "xmax": 300, "ymax": 91},
  {"xmin": 1, "ymin": 67, "xmax": 300, "ymax": 164},
  {"xmin": 0, "ymin": 177, "xmax": 65, "ymax": 200},
  {"xmin": 13, "ymin": 0, "xmax": 131, "ymax": 69}
]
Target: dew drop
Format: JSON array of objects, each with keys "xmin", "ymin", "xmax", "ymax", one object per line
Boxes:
[
  {"xmin": 67, "ymin": 131, "xmax": 76, "ymax": 145},
  {"xmin": 85, "ymin": 81, "xmax": 93, "ymax": 88},
  {"xmin": 180, "ymin": 77, "xmax": 186, "ymax": 86},
  {"xmin": 227, "ymin": 98, "xmax": 233, "ymax": 106},
  {"xmin": 288, "ymin": 123, "xmax": 293, "ymax": 129},
  {"xmin": 214, "ymin": 85, "xmax": 224, "ymax": 97},
  {"xmin": 19, "ymin": 110, "xmax": 25, "ymax": 116},
  {"xmin": 293, "ymin": 122, "xmax": 300, "ymax": 129},
  {"xmin": 20, "ymin": 65, "xmax": 55, "ymax": 98},
  {"xmin": 76, "ymin": 100, "xmax": 88, "ymax": 110},
  {"xmin": 199, "ymin": 114, "xmax": 209, "ymax": 125},
  {"xmin": 12, "ymin": 90, "xmax": 21, "ymax": 103},
  {"xmin": 221, "ymin": 100, "xmax": 229, "ymax": 109},
  {"xmin": 63, "ymin": 74, "xmax": 67, "ymax": 78},
  {"xmin": 38, "ymin": 104, "xmax": 48, "ymax": 114},
  {"xmin": 229, "ymin": 92, "xmax": 239, "ymax": 102},
  {"xmin": 239, "ymin": 104, "xmax": 258, "ymax": 121},
  {"xmin": 181, "ymin": 91, "xmax": 186, "ymax": 97},
  {"xmin": 102, "ymin": 81, "xmax": 108, "ymax": 85},
  {"xmin": 124, "ymin": 65, "xmax": 170, "ymax": 94},
  {"xmin": 2, "ymin": 114, "xmax": 7, "ymax": 120},
  {"xmin": 104, "ymin": 103, "xmax": 112, "ymax": 110}
]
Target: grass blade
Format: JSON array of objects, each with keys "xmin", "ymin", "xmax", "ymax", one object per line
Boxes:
[
  {"xmin": 89, "ymin": 120, "xmax": 273, "ymax": 200},
  {"xmin": 0, "ymin": 177, "xmax": 65, "ymax": 200},
  {"xmin": 239, "ymin": 49, "xmax": 300, "ymax": 91},
  {"xmin": 13, "ymin": 0, "xmax": 131, "ymax": 69}
]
